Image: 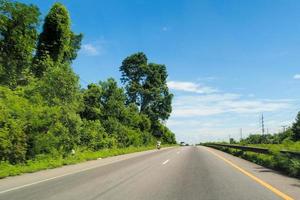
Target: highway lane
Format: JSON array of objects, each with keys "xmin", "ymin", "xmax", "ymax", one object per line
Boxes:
[{"xmin": 0, "ymin": 146, "xmax": 295, "ymax": 200}]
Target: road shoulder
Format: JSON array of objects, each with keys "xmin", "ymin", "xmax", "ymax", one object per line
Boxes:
[{"xmin": 200, "ymin": 146, "xmax": 300, "ymax": 199}]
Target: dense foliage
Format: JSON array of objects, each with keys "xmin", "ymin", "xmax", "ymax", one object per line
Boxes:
[{"xmin": 0, "ymin": 0, "xmax": 176, "ymax": 165}]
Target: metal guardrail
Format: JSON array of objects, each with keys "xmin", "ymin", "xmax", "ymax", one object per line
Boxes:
[
  {"xmin": 204, "ymin": 143, "xmax": 270, "ymax": 154},
  {"xmin": 280, "ymin": 150, "xmax": 300, "ymax": 157},
  {"xmin": 204, "ymin": 143, "xmax": 300, "ymax": 158}
]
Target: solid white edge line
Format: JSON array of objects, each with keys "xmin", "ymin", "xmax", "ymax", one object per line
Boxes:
[
  {"xmin": 0, "ymin": 147, "xmax": 174, "ymax": 194},
  {"xmin": 0, "ymin": 159, "xmax": 119, "ymax": 195}
]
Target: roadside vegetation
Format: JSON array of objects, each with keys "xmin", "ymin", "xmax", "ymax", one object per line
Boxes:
[
  {"xmin": 0, "ymin": 0, "xmax": 176, "ymax": 178},
  {"xmin": 202, "ymin": 114, "xmax": 300, "ymax": 178}
]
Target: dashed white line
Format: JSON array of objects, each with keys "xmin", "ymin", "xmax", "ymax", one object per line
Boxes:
[
  {"xmin": 177, "ymin": 151, "xmax": 180, "ymax": 154},
  {"xmin": 162, "ymin": 159, "xmax": 169, "ymax": 165}
]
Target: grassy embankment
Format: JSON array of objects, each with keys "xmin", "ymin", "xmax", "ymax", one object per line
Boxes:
[
  {"xmin": 207, "ymin": 142, "xmax": 300, "ymax": 178},
  {"xmin": 0, "ymin": 145, "xmax": 175, "ymax": 179}
]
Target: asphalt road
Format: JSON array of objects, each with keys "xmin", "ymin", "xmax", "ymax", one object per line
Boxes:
[{"xmin": 0, "ymin": 146, "xmax": 298, "ymax": 200}]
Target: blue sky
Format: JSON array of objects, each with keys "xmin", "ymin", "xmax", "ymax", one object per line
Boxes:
[{"xmin": 22, "ymin": 0, "xmax": 300, "ymax": 143}]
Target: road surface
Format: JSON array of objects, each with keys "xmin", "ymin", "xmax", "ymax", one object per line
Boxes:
[{"xmin": 0, "ymin": 146, "xmax": 299, "ymax": 200}]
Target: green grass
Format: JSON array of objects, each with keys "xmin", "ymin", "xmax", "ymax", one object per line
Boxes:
[{"xmin": 0, "ymin": 145, "xmax": 175, "ymax": 179}]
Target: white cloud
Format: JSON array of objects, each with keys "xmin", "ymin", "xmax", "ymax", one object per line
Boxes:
[
  {"xmin": 162, "ymin": 27, "xmax": 168, "ymax": 31},
  {"xmin": 197, "ymin": 76, "xmax": 218, "ymax": 81},
  {"xmin": 293, "ymin": 74, "xmax": 300, "ymax": 79},
  {"xmin": 168, "ymin": 80, "xmax": 291, "ymax": 117},
  {"xmin": 171, "ymin": 94, "xmax": 290, "ymax": 117},
  {"xmin": 167, "ymin": 81, "xmax": 218, "ymax": 94},
  {"xmin": 82, "ymin": 44, "xmax": 100, "ymax": 56}
]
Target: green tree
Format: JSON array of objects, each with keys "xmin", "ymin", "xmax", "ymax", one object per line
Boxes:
[
  {"xmin": 80, "ymin": 79, "xmax": 157, "ymax": 146},
  {"xmin": 120, "ymin": 53, "xmax": 173, "ymax": 121},
  {"xmin": 36, "ymin": 60, "xmax": 81, "ymax": 108},
  {"xmin": 80, "ymin": 83, "xmax": 103, "ymax": 121},
  {"xmin": 80, "ymin": 119, "xmax": 108, "ymax": 150},
  {"xmin": 292, "ymin": 112, "xmax": 300, "ymax": 141},
  {"xmin": 99, "ymin": 78, "xmax": 127, "ymax": 121},
  {"xmin": 161, "ymin": 126, "xmax": 176, "ymax": 144},
  {"xmin": 120, "ymin": 52, "xmax": 147, "ymax": 106},
  {"xmin": 141, "ymin": 63, "xmax": 173, "ymax": 122},
  {"xmin": 120, "ymin": 53, "xmax": 173, "ymax": 137},
  {"xmin": 0, "ymin": 0, "xmax": 40, "ymax": 88},
  {"xmin": 32, "ymin": 2, "xmax": 82, "ymax": 77}
]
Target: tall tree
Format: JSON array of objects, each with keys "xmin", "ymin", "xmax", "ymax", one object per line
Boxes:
[
  {"xmin": 120, "ymin": 52, "xmax": 173, "ymax": 136},
  {"xmin": 32, "ymin": 2, "xmax": 82, "ymax": 77},
  {"xmin": 292, "ymin": 112, "xmax": 300, "ymax": 141},
  {"xmin": 0, "ymin": 0, "xmax": 40, "ymax": 88},
  {"xmin": 120, "ymin": 52, "xmax": 147, "ymax": 106},
  {"xmin": 142, "ymin": 63, "xmax": 173, "ymax": 122}
]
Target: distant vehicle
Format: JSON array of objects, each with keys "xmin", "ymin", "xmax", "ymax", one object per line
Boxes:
[
  {"xmin": 156, "ymin": 141, "xmax": 161, "ymax": 150},
  {"xmin": 180, "ymin": 142, "xmax": 186, "ymax": 146}
]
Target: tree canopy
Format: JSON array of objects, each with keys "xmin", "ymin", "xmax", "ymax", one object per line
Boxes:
[
  {"xmin": 0, "ymin": 0, "xmax": 40, "ymax": 88},
  {"xmin": 120, "ymin": 52, "xmax": 173, "ymax": 137}
]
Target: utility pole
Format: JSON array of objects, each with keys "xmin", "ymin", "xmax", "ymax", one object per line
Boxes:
[
  {"xmin": 281, "ymin": 125, "xmax": 287, "ymax": 133},
  {"xmin": 261, "ymin": 114, "xmax": 265, "ymax": 135},
  {"xmin": 240, "ymin": 128, "xmax": 243, "ymax": 141}
]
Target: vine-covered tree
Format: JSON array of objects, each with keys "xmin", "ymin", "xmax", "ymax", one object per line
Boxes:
[{"xmin": 32, "ymin": 2, "xmax": 82, "ymax": 77}]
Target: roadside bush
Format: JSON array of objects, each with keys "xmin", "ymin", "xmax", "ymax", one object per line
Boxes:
[
  {"xmin": 0, "ymin": 87, "xmax": 28, "ymax": 163},
  {"xmin": 80, "ymin": 120, "xmax": 108, "ymax": 150}
]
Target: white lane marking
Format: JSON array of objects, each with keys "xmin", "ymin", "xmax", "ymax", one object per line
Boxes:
[
  {"xmin": 177, "ymin": 151, "xmax": 180, "ymax": 154},
  {"xmin": 162, "ymin": 159, "xmax": 169, "ymax": 165},
  {"xmin": 0, "ymin": 158, "xmax": 120, "ymax": 194}
]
